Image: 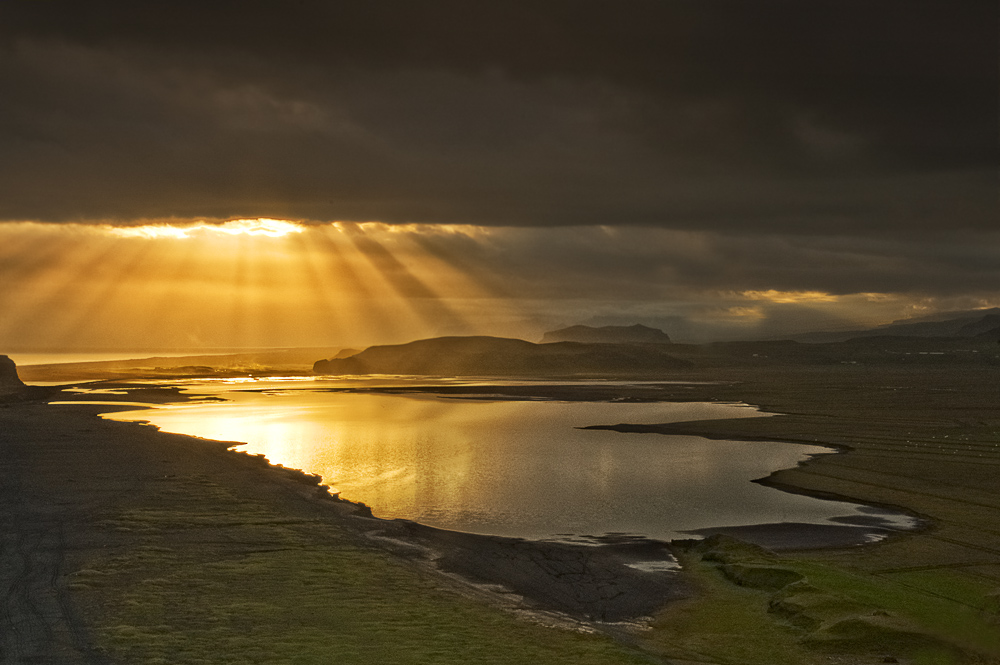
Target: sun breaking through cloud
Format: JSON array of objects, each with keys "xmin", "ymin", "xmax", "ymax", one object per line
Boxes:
[
  {"xmin": 108, "ymin": 219, "xmax": 306, "ymax": 240},
  {"xmin": 2, "ymin": 220, "xmax": 998, "ymax": 351},
  {"xmin": 739, "ymin": 290, "xmax": 840, "ymax": 304}
]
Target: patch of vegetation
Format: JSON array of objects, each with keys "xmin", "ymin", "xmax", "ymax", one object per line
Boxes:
[
  {"xmin": 641, "ymin": 552, "xmax": 827, "ymax": 665},
  {"xmin": 793, "ymin": 561, "xmax": 1000, "ymax": 658},
  {"xmin": 75, "ymin": 495, "xmax": 653, "ymax": 664},
  {"xmin": 640, "ymin": 536, "xmax": 1000, "ymax": 665}
]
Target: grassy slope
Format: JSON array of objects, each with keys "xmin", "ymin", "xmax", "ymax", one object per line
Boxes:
[
  {"xmin": 77, "ymin": 481, "xmax": 652, "ymax": 665},
  {"xmin": 622, "ymin": 364, "xmax": 1000, "ymax": 664},
  {"xmin": 1, "ymin": 403, "xmax": 653, "ymax": 665}
]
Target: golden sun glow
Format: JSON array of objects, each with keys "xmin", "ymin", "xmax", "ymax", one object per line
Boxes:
[
  {"xmin": 0, "ymin": 219, "xmax": 522, "ymax": 350},
  {"xmin": 108, "ymin": 218, "xmax": 305, "ymax": 239},
  {"xmin": 723, "ymin": 306, "xmax": 767, "ymax": 320},
  {"xmin": 739, "ymin": 289, "xmax": 839, "ymax": 304},
  {"xmin": 2, "ymin": 220, "xmax": 975, "ymax": 352}
]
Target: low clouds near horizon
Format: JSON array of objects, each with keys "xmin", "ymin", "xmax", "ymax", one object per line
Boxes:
[{"xmin": 1, "ymin": 221, "xmax": 997, "ymax": 350}]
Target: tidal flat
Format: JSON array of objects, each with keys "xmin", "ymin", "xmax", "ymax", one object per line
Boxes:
[{"xmin": 2, "ymin": 363, "xmax": 999, "ymax": 664}]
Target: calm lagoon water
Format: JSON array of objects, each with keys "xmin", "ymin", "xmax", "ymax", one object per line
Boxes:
[{"xmin": 101, "ymin": 379, "xmax": 909, "ymax": 542}]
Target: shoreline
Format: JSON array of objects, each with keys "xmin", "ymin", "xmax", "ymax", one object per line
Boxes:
[
  {"xmin": 79, "ymin": 377, "xmax": 932, "ymax": 548},
  {"xmin": 583, "ymin": 421, "xmax": 931, "ymax": 548},
  {"xmin": 79, "ymin": 378, "xmax": 917, "ymax": 553},
  {"xmin": 0, "ymin": 394, "xmax": 695, "ymax": 653},
  {"xmin": 1, "ymin": 383, "xmax": 910, "ymax": 640},
  {"xmin": 73, "ymin": 381, "xmax": 929, "ymax": 607}
]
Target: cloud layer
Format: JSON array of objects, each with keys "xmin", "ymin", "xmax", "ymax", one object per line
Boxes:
[
  {"xmin": 1, "ymin": 2, "xmax": 996, "ymax": 348},
  {"xmin": 1, "ymin": 1, "xmax": 995, "ymax": 231}
]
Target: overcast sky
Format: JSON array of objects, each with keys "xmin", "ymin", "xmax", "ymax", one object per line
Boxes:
[{"xmin": 1, "ymin": 1, "xmax": 997, "ymax": 347}]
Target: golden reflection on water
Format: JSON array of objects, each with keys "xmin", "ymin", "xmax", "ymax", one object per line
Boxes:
[{"xmin": 104, "ymin": 386, "xmax": 888, "ymax": 541}]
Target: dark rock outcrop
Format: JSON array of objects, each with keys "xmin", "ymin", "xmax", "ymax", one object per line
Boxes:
[
  {"xmin": 541, "ymin": 324, "xmax": 671, "ymax": 344},
  {"xmin": 0, "ymin": 355, "xmax": 26, "ymax": 395}
]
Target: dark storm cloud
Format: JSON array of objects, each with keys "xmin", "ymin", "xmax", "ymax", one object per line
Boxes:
[
  {"xmin": 438, "ymin": 227, "xmax": 1000, "ymax": 301},
  {"xmin": 0, "ymin": 0, "xmax": 995, "ymax": 231},
  {"xmin": 396, "ymin": 225, "xmax": 1000, "ymax": 340}
]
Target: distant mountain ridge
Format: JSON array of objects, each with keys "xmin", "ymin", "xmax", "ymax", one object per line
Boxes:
[
  {"xmin": 313, "ymin": 335, "xmax": 690, "ymax": 377},
  {"xmin": 958, "ymin": 314, "xmax": 1000, "ymax": 338},
  {"xmin": 790, "ymin": 308, "xmax": 1000, "ymax": 343},
  {"xmin": 541, "ymin": 324, "xmax": 671, "ymax": 344}
]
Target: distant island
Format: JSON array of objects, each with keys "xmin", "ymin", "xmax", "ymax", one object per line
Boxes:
[
  {"xmin": 313, "ymin": 335, "xmax": 691, "ymax": 376},
  {"xmin": 541, "ymin": 323, "xmax": 671, "ymax": 344}
]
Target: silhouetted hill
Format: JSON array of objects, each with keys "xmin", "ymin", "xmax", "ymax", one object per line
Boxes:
[
  {"xmin": 541, "ymin": 324, "xmax": 671, "ymax": 344},
  {"xmin": 313, "ymin": 336, "xmax": 691, "ymax": 377},
  {"xmin": 790, "ymin": 308, "xmax": 1000, "ymax": 343}
]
